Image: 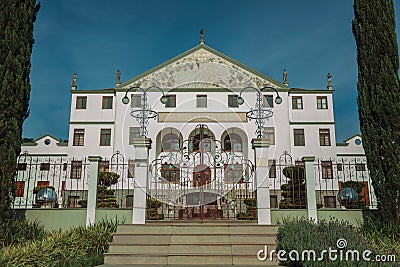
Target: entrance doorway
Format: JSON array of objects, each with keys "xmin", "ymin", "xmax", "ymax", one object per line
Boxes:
[{"xmin": 148, "ymin": 124, "xmax": 256, "ymax": 220}]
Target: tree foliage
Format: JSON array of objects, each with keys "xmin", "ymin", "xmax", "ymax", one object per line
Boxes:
[
  {"xmin": 353, "ymin": 0, "xmax": 400, "ymax": 222},
  {"xmin": 0, "ymin": 0, "xmax": 39, "ymax": 220},
  {"xmin": 279, "ymin": 166, "xmax": 307, "ymax": 209},
  {"xmin": 97, "ymin": 172, "xmax": 120, "ymax": 208}
]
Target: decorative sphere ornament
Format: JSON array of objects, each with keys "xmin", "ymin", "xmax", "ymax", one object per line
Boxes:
[
  {"xmin": 35, "ymin": 187, "xmax": 58, "ymax": 204},
  {"xmin": 338, "ymin": 188, "xmax": 359, "ymax": 207}
]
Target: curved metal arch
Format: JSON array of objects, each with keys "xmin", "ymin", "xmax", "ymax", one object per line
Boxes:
[{"xmin": 148, "ymin": 125, "xmax": 255, "ymax": 208}]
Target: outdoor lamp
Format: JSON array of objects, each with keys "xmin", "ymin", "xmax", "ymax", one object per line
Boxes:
[
  {"xmin": 237, "ymin": 85, "xmax": 283, "ymax": 138},
  {"xmin": 122, "ymin": 95, "xmax": 130, "ymax": 104},
  {"xmin": 121, "ymin": 86, "xmax": 167, "ymax": 105},
  {"xmin": 121, "ymin": 85, "xmax": 167, "ymax": 138}
]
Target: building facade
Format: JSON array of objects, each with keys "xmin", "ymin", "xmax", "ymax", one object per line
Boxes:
[{"xmin": 15, "ymin": 40, "xmax": 376, "ymax": 222}]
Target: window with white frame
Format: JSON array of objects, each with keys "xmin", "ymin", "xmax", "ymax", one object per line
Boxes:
[
  {"xmin": 321, "ymin": 161, "xmax": 333, "ymax": 179},
  {"xmin": 224, "ymin": 133, "xmax": 242, "ymax": 152},
  {"xmin": 165, "ymin": 95, "xmax": 176, "ymax": 108},
  {"xmin": 131, "ymin": 95, "xmax": 141, "ymax": 108},
  {"xmin": 292, "ymin": 96, "xmax": 303, "ymax": 109},
  {"xmin": 317, "ymin": 96, "xmax": 328, "ymax": 109},
  {"xmin": 294, "ymin": 129, "xmax": 305, "ymax": 146},
  {"xmin": 162, "ymin": 133, "xmax": 180, "ymax": 151},
  {"xmin": 264, "ymin": 127, "xmax": 275, "ymax": 145},
  {"xmin": 100, "ymin": 129, "xmax": 111, "ymax": 146},
  {"xmin": 73, "ymin": 129, "xmax": 85, "ymax": 146},
  {"xmin": 196, "ymin": 95, "xmax": 207, "ymax": 108},
  {"xmin": 319, "ymin": 129, "xmax": 331, "ymax": 146},
  {"xmin": 76, "ymin": 96, "xmax": 87, "ymax": 109},
  {"xmin": 70, "ymin": 161, "xmax": 82, "ymax": 179}
]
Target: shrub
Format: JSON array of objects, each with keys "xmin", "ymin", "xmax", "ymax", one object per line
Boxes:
[
  {"xmin": 98, "ymin": 172, "xmax": 119, "ymax": 187},
  {"xmin": 97, "ymin": 172, "xmax": 120, "ymax": 208},
  {"xmin": 279, "ymin": 166, "xmax": 307, "ymax": 209},
  {"xmin": 146, "ymin": 198, "xmax": 164, "ymax": 220},
  {"xmin": 358, "ymin": 215, "xmax": 400, "ymax": 262},
  {"xmin": 0, "ymin": 218, "xmax": 46, "ymax": 249},
  {"xmin": 276, "ymin": 218, "xmax": 388, "ymax": 266},
  {"xmin": 78, "ymin": 199, "xmax": 87, "ymax": 208},
  {"xmin": 0, "ymin": 220, "xmax": 117, "ymax": 267},
  {"xmin": 236, "ymin": 198, "xmax": 256, "ymax": 220}
]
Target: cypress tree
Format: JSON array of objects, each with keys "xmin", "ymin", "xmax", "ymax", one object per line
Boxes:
[
  {"xmin": 353, "ymin": 0, "xmax": 400, "ymax": 222},
  {"xmin": 0, "ymin": 0, "xmax": 39, "ymax": 221}
]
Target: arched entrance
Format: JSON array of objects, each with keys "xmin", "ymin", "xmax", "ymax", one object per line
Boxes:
[{"xmin": 148, "ymin": 124, "xmax": 256, "ymax": 221}]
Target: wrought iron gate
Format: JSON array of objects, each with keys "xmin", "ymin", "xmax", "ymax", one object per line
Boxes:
[{"xmin": 148, "ymin": 125, "xmax": 256, "ymax": 220}]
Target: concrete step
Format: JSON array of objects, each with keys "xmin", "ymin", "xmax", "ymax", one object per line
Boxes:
[
  {"xmin": 108, "ymin": 243, "xmax": 277, "ymax": 255},
  {"xmin": 116, "ymin": 224, "xmax": 279, "ymax": 235},
  {"xmin": 112, "ymin": 233, "xmax": 276, "ymax": 245},
  {"xmin": 104, "ymin": 254, "xmax": 168, "ymax": 265},
  {"xmin": 108, "ymin": 244, "xmax": 170, "ymax": 254},
  {"xmin": 103, "ymin": 223, "xmax": 280, "ymax": 266},
  {"xmin": 105, "ymin": 254, "xmax": 235, "ymax": 265},
  {"xmin": 104, "ymin": 254, "xmax": 281, "ymax": 266}
]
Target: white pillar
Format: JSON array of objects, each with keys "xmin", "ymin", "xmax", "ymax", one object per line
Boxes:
[
  {"xmin": 303, "ymin": 156, "xmax": 318, "ymax": 222},
  {"xmin": 132, "ymin": 138, "xmax": 152, "ymax": 224},
  {"xmin": 252, "ymin": 138, "xmax": 271, "ymax": 225},
  {"xmin": 86, "ymin": 156, "xmax": 101, "ymax": 226}
]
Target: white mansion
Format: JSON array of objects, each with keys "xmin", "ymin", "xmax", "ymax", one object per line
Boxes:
[{"xmin": 15, "ymin": 38, "xmax": 375, "ymax": 221}]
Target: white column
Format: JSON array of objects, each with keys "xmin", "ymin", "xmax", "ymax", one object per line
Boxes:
[
  {"xmin": 132, "ymin": 138, "xmax": 152, "ymax": 224},
  {"xmin": 303, "ymin": 156, "xmax": 318, "ymax": 222},
  {"xmin": 86, "ymin": 156, "xmax": 101, "ymax": 226},
  {"xmin": 252, "ymin": 138, "xmax": 271, "ymax": 225}
]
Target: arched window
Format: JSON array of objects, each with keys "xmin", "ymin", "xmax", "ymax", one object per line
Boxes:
[
  {"xmin": 224, "ymin": 133, "xmax": 242, "ymax": 152},
  {"xmin": 193, "ymin": 134, "xmax": 211, "ymax": 152},
  {"xmin": 162, "ymin": 133, "xmax": 179, "ymax": 151}
]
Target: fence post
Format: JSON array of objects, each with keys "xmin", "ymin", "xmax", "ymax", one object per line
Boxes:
[
  {"xmin": 252, "ymin": 138, "xmax": 271, "ymax": 225},
  {"xmin": 302, "ymin": 156, "xmax": 317, "ymax": 222},
  {"xmin": 132, "ymin": 138, "xmax": 152, "ymax": 224},
  {"xmin": 86, "ymin": 156, "xmax": 101, "ymax": 226}
]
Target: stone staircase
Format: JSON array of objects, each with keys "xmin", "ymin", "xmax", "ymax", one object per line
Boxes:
[{"xmin": 101, "ymin": 222, "xmax": 281, "ymax": 266}]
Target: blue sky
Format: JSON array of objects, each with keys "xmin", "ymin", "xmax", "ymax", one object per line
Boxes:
[{"xmin": 25, "ymin": 0, "xmax": 400, "ymax": 142}]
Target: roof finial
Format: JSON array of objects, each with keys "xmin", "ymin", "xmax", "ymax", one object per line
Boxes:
[
  {"xmin": 283, "ymin": 69, "xmax": 288, "ymax": 86},
  {"xmin": 71, "ymin": 73, "xmax": 77, "ymax": 90},
  {"xmin": 327, "ymin": 72, "xmax": 333, "ymax": 90},
  {"xmin": 116, "ymin": 69, "xmax": 121, "ymax": 87},
  {"xmin": 200, "ymin": 29, "xmax": 204, "ymax": 45}
]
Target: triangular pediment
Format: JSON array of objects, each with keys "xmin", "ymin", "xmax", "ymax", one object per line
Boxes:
[{"xmin": 118, "ymin": 44, "xmax": 286, "ymax": 90}]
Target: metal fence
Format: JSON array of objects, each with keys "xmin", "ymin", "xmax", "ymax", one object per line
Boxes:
[
  {"xmin": 14, "ymin": 152, "xmax": 89, "ymax": 209},
  {"xmin": 314, "ymin": 157, "xmax": 377, "ymax": 209},
  {"xmin": 268, "ymin": 154, "xmax": 377, "ymax": 210},
  {"xmin": 14, "ymin": 151, "xmax": 135, "ymax": 209},
  {"xmin": 13, "ymin": 152, "xmax": 377, "ymax": 213}
]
